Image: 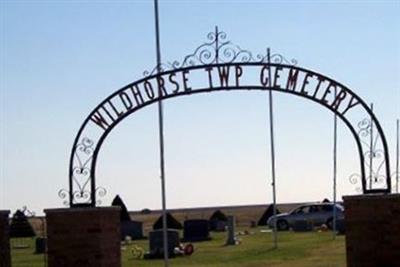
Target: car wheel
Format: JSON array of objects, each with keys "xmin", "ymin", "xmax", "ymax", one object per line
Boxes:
[
  {"xmin": 326, "ymin": 218, "xmax": 333, "ymax": 230},
  {"xmin": 277, "ymin": 219, "xmax": 289, "ymax": 231}
]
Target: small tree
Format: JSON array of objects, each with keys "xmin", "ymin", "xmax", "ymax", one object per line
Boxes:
[
  {"xmin": 111, "ymin": 195, "xmax": 131, "ymax": 222},
  {"xmin": 9, "ymin": 209, "xmax": 35, "ymax": 238},
  {"xmin": 153, "ymin": 213, "xmax": 182, "ymax": 230}
]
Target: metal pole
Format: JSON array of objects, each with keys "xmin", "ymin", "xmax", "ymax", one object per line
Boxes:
[
  {"xmin": 215, "ymin": 26, "xmax": 219, "ymax": 64},
  {"xmin": 332, "ymin": 88, "xmax": 338, "ymax": 240},
  {"xmin": 153, "ymin": 0, "xmax": 169, "ymax": 266},
  {"xmin": 267, "ymin": 48, "xmax": 278, "ymax": 249},
  {"xmin": 396, "ymin": 119, "xmax": 399, "ymax": 193},
  {"xmin": 369, "ymin": 103, "xmax": 374, "ymax": 190}
]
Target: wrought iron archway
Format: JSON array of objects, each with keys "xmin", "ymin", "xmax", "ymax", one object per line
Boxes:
[{"xmin": 60, "ymin": 29, "xmax": 391, "ymax": 207}]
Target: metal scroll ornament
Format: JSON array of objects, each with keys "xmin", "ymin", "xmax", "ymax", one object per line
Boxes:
[
  {"xmin": 349, "ymin": 118, "xmax": 386, "ymax": 192},
  {"xmin": 59, "ymin": 137, "xmax": 107, "ymax": 206},
  {"xmin": 143, "ymin": 27, "xmax": 297, "ymax": 76}
]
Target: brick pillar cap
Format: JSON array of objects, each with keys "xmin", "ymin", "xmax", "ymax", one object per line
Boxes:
[
  {"xmin": 343, "ymin": 193, "xmax": 400, "ymax": 201},
  {"xmin": 44, "ymin": 206, "xmax": 121, "ymax": 214}
]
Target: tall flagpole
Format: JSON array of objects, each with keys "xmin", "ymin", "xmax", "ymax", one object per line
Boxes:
[
  {"xmin": 396, "ymin": 119, "xmax": 399, "ymax": 193},
  {"xmin": 267, "ymin": 48, "xmax": 278, "ymax": 249},
  {"xmin": 332, "ymin": 88, "xmax": 338, "ymax": 240},
  {"xmin": 153, "ymin": 0, "xmax": 169, "ymax": 266}
]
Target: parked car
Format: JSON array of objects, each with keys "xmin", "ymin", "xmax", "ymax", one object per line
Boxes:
[{"xmin": 267, "ymin": 203, "xmax": 344, "ymax": 231}]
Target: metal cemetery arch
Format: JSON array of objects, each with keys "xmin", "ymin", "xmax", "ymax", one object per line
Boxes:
[{"xmin": 61, "ymin": 30, "xmax": 391, "ymax": 207}]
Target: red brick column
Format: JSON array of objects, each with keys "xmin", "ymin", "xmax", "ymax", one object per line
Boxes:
[
  {"xmin": 0, "ymin": 210, "xmax": 11, "ymax": 267},
  {"xmin": 343, "ymin": 194, "xmax": 400, "ymax": 267},
  {"xmin": 45, "ymin": 207, "xmax": 121, "ymax": 267}
]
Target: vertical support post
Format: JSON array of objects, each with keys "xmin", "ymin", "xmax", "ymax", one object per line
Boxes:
[
  {"xmin": 332, "ymin": 88, "xmax": 338, "ymax": 240},
  {"xmin": 153, "ymin": 0, "xmax": 169, "ymax": 266},
  {"xmin": 396, "ymin": 119, "xmax": 399, "ymax": 193},
  {"xmin": 215, "ymin": 26, "xmax": 219, "ymax": 64},
  {"xmin": 69, "ymin": 175, "xmax": 73, "ymax": 207},
  {"xmin": 267, "ymin": 48, "xmax": 278, "ymax": 249},
  {"xmin": 0, "ymin": 211, "xmax": 11, "ymax": 267},
  {"xmin": 369, "ymin": 103, "xmax": 374, "ymax": 190}
]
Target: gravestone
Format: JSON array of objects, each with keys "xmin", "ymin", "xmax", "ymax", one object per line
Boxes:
[
  {"xmin": 226, "ymin": 216, "xmax": 236, "ymax": 245},
  {"xmin": 183, "ymin": 219, "xmax": 210, "ymax": 242},
  {"xmin": 149, "ymin": 229, "xmax": 180, "ymax": 257},
  {"xmin": 45, "ymin": 207, "xmax": 120, "ymax": 267},
  {"xmin": 35, "ymin": 237, "xmax": 46, "ymax": 254},
  {"xmin": 121, "ymin": 221, "xmax": 143, "ymax": 240},
  {"xmin": 335, "ymin": 218, "xmax": 345, "ymax": 235},
  {"xmin": 0, "ymin": 210, "xmax": 11, "ymax": 267}
]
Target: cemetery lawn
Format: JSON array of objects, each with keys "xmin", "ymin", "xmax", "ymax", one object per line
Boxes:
[{"xmin": 11, "ymin": 230, "xmax": 346, "ymax": 267}]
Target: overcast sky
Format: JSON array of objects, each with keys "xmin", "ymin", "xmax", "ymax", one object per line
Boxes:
[{"xmin": 1, "ymin": 0, "xmax": 399, "ymax": 214}]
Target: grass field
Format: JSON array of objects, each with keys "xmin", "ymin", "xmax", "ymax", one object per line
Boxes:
[{"xmin": 11, "ymin": 230, "xmax": 346, "ymax": 267}]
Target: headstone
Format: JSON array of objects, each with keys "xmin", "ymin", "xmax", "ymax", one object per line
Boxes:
[
  {"xmin": 0, "ymin": 210, "xmax": 11, "ymax": 267},
  {"xmin": 343, "ymin": 194, "xmax": 400, "ymax": 267},
  {"xmin": 45, "ymin": 207, "xmax": 121, "ymax": 267},
  {"xmin": 226, "ymin": 216, "xmax": 236, "ymax": 245},
  {"xmin": 149, "ymin": 229, "xmax": 180, "ymax": 257},
  {"xmin": 121, "ymin": 220, "xmax": 143, "ymax": 240},
  {"xmin": 293, "ymin": 220, "xmax": 313, "ymax": 232},
  {"xmin": 35, "ymin": 237, "xmax": 47, "ymax": 254},
  {"xmin": 335, "ymin": 218, "xmax": 345, "ymax": 235},
  {"xmin": 183, "ymin": 219, "xmax": 210, "ymax": 242}
]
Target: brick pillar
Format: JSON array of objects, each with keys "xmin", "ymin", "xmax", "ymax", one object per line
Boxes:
[
  {"xmin": 0, "ymin": 210, "xmax": 11, "ymax": 267},
  {"xmin": 343, "ymin": 194, "xmax": 400, "ymax": 267},
  {"xmin": 45, "ymin": 207, "xmax": 121, "ymax": 267}
]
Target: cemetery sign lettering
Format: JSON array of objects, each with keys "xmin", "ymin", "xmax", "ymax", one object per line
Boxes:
[{"xmin": 61, "ymin": 29, "xmax": 391, "ymax": 207}]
